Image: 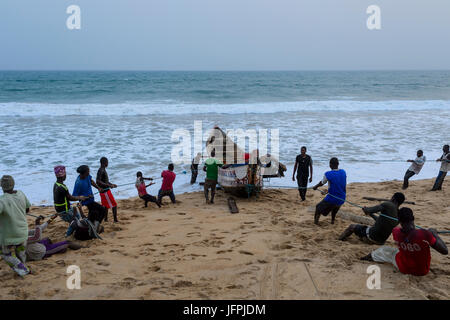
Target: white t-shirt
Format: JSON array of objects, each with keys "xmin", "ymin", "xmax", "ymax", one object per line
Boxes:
[
  {"xmin": 408, "ymin": 156, "xmax": 426, "ymax": 174},
  {"xmin": 439, "ymin": 152, "xmax": 450, "ymax": 172}
]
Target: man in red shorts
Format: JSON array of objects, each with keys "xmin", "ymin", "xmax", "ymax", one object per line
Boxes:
[
  {"xmin": 96, "ymin": 157, "xmax": 118, "ymax": 222},
  {"xmin": 361, "ymin": 207, "xmax": 448, "ymax": 276}
]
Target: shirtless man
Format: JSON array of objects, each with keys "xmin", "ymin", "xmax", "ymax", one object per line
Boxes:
[{"xmin": 96, "ymin": 157, "xmax": 118, "ymax": 222}]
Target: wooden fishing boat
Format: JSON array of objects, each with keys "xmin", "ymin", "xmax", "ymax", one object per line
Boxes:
[{"xmin": 205, "ymin": 126, "xmax": 286, "ymax": 197}]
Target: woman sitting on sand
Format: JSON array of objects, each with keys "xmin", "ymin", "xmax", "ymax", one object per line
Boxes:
[{"xmin": 26, "ymin": 215, "xmax": 82, "ymax": 261}]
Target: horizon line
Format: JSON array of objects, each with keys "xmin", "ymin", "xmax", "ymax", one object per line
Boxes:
[{"xmin": 1, "ymin": 69, "xmax": 450, "ymax": 72}]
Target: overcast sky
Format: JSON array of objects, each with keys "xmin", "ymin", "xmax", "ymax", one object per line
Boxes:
[{"xmin": 1, "ymin": 0, "xmax": 449, "ymax": 70}]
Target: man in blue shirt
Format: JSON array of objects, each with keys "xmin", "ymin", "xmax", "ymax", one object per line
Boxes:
[
  {"xmin": 312, "ymin": 157, "xmax": 346, "ymax": 225},
  {"xmin": 73, "ymin": 165, "xmax": 106, "ymax": 234}
]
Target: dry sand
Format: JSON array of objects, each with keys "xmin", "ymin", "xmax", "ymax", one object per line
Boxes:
[{"xmin": 0, "ymin": 179, "xmax": 449, "ymax": 300}]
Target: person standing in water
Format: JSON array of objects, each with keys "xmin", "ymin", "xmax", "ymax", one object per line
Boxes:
[
  {"xmin": 312, "ymin": 157, "xmax": 346, "ymax": 225},
  {"xmin": 431, "ymin": 144, "xmax": 450, "ymax": 191},
  {"xmin": 292, "ymin": 146, "xmax": 313, "ymax": 201},
  {"xmin": 96, "ymin": 157, "xmax": 118, "ymax": 222},
  {"xmin": 403, "ymin": 150, "xmax": 426, "ymax": 190}
]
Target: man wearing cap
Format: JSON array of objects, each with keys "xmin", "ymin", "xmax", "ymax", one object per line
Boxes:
[
  {"xmin": 0, "ymin": 175, "xmax": 32, "ymax": 276},
  {"xmin": 53, "ymin": 165, "xmax": 89, "ymax": 236}
]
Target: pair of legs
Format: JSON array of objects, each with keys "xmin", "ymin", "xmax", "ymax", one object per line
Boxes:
[
  {"xmin": 360, "ymin": 246, "xmax": 399, "ymax": 270},
  {"xmin": 314, "ymin": 199, "xmax": 341, "ymax": 225},
  {"xmin": 190, "ymin": 169, "xmax": 198, "ymax": 184},
  {"xmin": 59, "ymin": 207, "xmax": 82, "ymax": 237},
  {"xmin": 86, "ymin": 201, "xmax": 107, "ymax": 234},
  {"xmin": 140, "ymin": 194, "xmax": 161, "ymax": 208},
  {"xmin": 1, "ymin": 243, "xmax": 30, "ymax": 277},
  {"xmin": 431, "ymin": 171, "xmax": 447, "ymax": 191},
  {"xmin": 204, "ymin": 178, "xmax": 217, "ymax": 204},
  {"xmin": 158, "ymin": 189, "xmax": 176, "ymax": 204},
  {"xmin": 32, "ymin": 238, "xmax": 82, "ymax": 260},
  {"xmin": 403, "ymin": 170, "xmax": 415, "ymax": 190},
  {"xmin": 297, "ymin": 174, "xmax": 308, "ymax": 201},
  {"xmin": 338, "ymin": 224, "xmax": 383, "ymax": 245},
  {"xmin": 100, "ymin": 189, "xmax": 118, "ymax": 222}
]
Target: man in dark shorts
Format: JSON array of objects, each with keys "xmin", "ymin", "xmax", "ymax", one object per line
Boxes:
[
  {"xmin": 292, "ymin": 146, "xmax": 313, "ymax": 201},
  {"xmin": 96, "ymin": 157, "xmax": 118, "ymax": 222},
  {"xmin": 360, "ymin": 208, "xmax": 448, "ymax": 276},
  {"xmin": 312, "ymin": 157, "xmax": 346, "ymax": 225},
  {"xmin": 73, "ymin": 165, "xmax": 106, "ymax": 233},
  {"xmin": 158, "ymin": 163, "xmax": 176, "ymax": 204},
  {"xmin": 338, "ymin": 192, "xmax": 405, "ymax": 244},
  {"xmin": 53, "ymin": 165, "xmax": 89, "ymax": 236}
]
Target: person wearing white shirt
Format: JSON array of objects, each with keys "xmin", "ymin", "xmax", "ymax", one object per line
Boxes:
[{"xmin": 403, "ymin": 150, "xmax": 426, "ymax": 190}]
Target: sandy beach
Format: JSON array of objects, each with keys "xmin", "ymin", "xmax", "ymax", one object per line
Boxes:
[{"xmin": 0, "ymin": 178, "xmax": 449, "ymax": 300}]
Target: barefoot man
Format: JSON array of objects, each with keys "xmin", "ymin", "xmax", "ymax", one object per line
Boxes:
[
  {"xmin": 360, "ymin": 208, "xmax": 448, "ymax": 276},
  {"xmin": 96, "ymin": 157, "xmax": 119, "ymax": 222},
  {"xmin": 292, "ymin": 146, "xmax": 313, "ymax": 201},
  {"xmin": 338, "ymin": 192, "xmax": 405, "ymax": 244},
  {"xmin": 312, "ymin": 157, "xmax": 346, "ymax": 225}
]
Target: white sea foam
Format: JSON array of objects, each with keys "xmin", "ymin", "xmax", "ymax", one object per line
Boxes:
[
  {"xmin": 0, "ymin": 100, "xmax": 449, "ymax": 204},
  {"xmin": 0, "ymin": 99, "xmax": 449, "ymax": 117}
]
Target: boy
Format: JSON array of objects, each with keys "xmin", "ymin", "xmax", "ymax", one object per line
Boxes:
[
  {"xmin": 136, "ymin": 172, "xmax": 161, "ymax": 208},
  {"xmin": 96, "ymin": 157, "xmax": 118, "ymax": 222}
]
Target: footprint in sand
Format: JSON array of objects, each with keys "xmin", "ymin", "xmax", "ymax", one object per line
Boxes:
[{"xmin": 173, "ymin": 280, "xmax": 193, "ymax": 288}]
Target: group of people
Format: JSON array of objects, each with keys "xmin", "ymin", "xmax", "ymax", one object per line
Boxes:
[
  {"xmin": 0, "ymin": 145, "xmax": 448, "ymax": 278},
  {"xmin": 295, "ymin": 145, "xmax": 449, "ymax": 276},
  {"xmin": 0, "ymin": 156, "xmax": 181, "ymax": 277}
]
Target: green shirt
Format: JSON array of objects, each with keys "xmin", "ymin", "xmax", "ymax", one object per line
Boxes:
[
  {"xmin": 0, "ymin": 191, "xmax": 30, "ymax": 246},
  {"xmin": 205, "ymin": 158, "xmax": 223, "ymax": 181}
]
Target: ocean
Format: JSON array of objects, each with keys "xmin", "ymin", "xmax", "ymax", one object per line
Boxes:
[{"xmin": 0, "ymin": 70, "xmax": 449, "ymax": 205}]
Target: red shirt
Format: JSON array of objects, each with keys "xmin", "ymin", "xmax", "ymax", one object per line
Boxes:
[
  {"xmin": 161, "ymin": 170, "xmax": 176, "ymax": 191},
  {"xmin": 136, "ymin": 182, "xmax": 147, "ymax": 196},
  {"xmin": 393, "ymin": 227, "xmax": 437, "ymax": 276}
]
